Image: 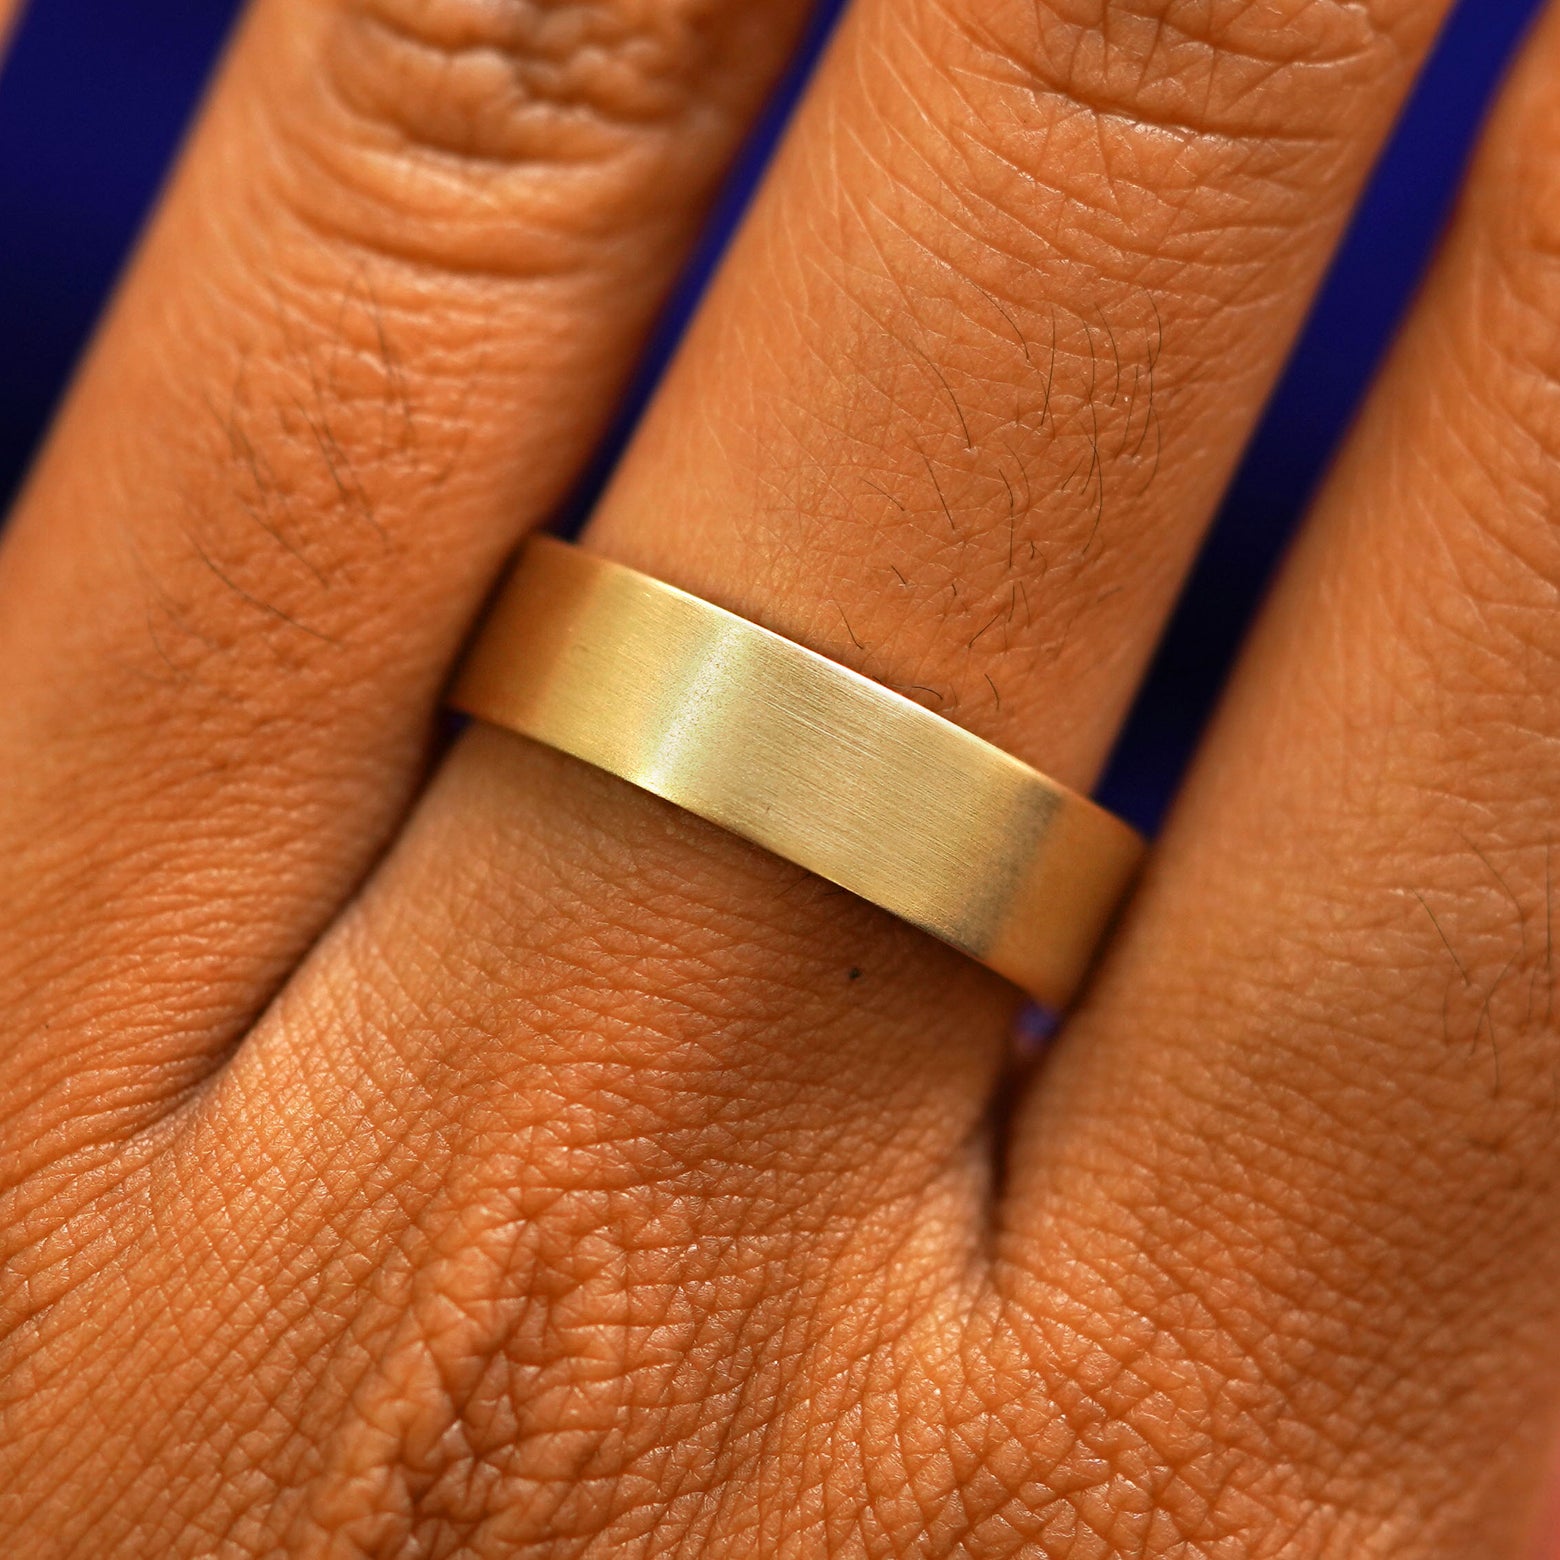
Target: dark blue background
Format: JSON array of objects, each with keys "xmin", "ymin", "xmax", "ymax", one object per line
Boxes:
[{"xmin": 0, "ymin": 0, "xmax": 1544, "ymax": 829}]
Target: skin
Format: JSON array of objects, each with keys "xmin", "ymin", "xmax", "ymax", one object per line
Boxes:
[{"xmin": 1, "ymin": 0, "xmax": 1559, "ymax": 1552}]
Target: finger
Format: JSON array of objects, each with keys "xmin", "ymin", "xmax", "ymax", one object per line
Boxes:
[
  {"xmin": 0, "ymin": 1, "xmax": 23, "ymax": 58},
  {"xmin": 585, "ymin": 0, "xmax": 1452, "ymax": 778},
  {"xmin": 109, "ymin": 0, "xmax": 1474, "ymax": 1546},
  {"xmin": 1000, "ymin": 5, "xmax": 1560, "ymax": 1550},
  {"xmin": 0, "ymin": 0, "xmax": 815, "ymax": 1162},
  {"xmin": 298, "ymin": 0, "xmax": 1457, "ymax": 1160}
]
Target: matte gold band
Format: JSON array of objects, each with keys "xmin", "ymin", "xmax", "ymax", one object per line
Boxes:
[{"xmin": 453, "ymin": 537, "xmax": 1144, "ymax": 1009}]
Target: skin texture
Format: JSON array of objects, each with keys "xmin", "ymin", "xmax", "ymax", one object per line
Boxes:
[{"xmin": 3, "ymin": 0, "xmax": 1560, "ymax": 1554}]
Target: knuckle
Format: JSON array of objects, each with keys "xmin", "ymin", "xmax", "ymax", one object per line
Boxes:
[
  {"xmin": 849, "ymin": 0, "xmax": 1427, "ymax": 320},
  {"xmin": 265, "ymin": 0, "xmax": 740, "ymax": 272},
  {"xmin": 943, "ymin": 0, "xmax": 1410, "ymax": 145},
  {"xmin": 337, "ymin": 0, "xmax": 724, "ymax": 140},
  {"xmin": 907, "ymin": 0, "xmax": 1418, "ymax": 317},
  {"xmin": 910, "ymin": 0, "xmax": 1418, "ymax": 299}
]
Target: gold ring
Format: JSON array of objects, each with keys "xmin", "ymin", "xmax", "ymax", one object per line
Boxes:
[{"xmin": 453, "ymin": 537, "xmax": 1145, "ymax": 1009}]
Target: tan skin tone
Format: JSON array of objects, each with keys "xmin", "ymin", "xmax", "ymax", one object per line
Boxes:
[{"xmin": 3, "ymin": 0, "xmax": 1560, "ymax": 1551}]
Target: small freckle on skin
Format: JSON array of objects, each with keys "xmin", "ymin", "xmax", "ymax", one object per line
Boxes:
[{"xmin": 848, "ymin": 967, "xmax": 862, "ymax": 982}]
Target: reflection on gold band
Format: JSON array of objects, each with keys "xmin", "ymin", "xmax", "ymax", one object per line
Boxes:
[{"xmin": 453, "ymin": 536, "xmax": 1144, "ymax": 1009}]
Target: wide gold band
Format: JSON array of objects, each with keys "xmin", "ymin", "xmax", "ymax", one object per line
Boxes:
[{"xmin": 453, "ymin": 537, "xmax": 1144, "ymax": 1009}]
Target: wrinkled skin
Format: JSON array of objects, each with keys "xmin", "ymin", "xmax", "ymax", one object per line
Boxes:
[{"xmin": 3, "ymin": 0, "xmax": 1560, "ymax": 1554}]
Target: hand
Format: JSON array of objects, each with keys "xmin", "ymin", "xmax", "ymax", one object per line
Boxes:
[{"xmin": 2, "ymin": 0, "xmax": 1557, "ymax": 1554}]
